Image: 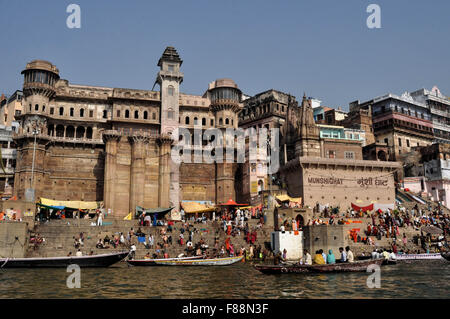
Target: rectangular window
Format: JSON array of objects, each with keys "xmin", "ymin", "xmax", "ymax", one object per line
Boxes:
[
  {"xmin": 168, "ymin": 111, "xmax": 174, "ymax": 119},
  {"xmin": 168, "ymin": 64, "xmax": 174, "ymax": 72},
  {"xmin": 117, "ymin": 110, "xmax": 120, "ymax": 117},
  {"xmin": 89, "ymin": 110, "xmax": 93, "ymax": 117},
  {"xmin": 327, "ymin": 150, "xmax": 336, "ymax": 159},
  {"xmin": 345, "ymin": 151, "xmax": 355, "ymax": 159},
  {"xmin": 50, "ymin": 107, "xmax": 54, "ymax": 115},
  {"xmin": 406, "ymin": 139, "xmax": 410, "ymax": 147},
  {"xmin": 398, "ymin": 138, "xmax": 402, "ymax": 147}
]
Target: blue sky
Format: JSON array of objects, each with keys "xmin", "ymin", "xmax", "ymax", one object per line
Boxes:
[{"xmin": 1, "ymin": 0, "xmax": 449, "ymax": 109}]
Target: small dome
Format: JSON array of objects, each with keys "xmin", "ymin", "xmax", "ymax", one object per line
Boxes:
[{"xmin": 22, "ymin": 60, "xmax": 59, "ymax": 75}]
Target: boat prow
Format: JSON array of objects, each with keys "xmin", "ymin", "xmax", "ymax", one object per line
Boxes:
[{"xmin": 441, "ymin": 252, "xmax": 450, "ymax": 261}]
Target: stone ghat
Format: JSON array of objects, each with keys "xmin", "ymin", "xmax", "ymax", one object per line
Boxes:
[{"xmin": 27, "ymin": 218, "xmax": 272, "ymax": 259}]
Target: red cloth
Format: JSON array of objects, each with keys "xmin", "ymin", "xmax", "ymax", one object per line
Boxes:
[{"xmin": 351, "ymin": 203, "xmax": 374, "ymax": 212}]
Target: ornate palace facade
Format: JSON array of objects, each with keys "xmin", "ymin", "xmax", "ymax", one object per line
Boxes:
[{"xmin": 13, "ymin": 47, "xmax": 241, "ymax": 216}]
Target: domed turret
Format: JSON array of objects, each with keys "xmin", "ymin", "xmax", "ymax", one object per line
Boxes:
[{"xmin": 207, "ymin": 78, "xmax": 242, "ymax": 129}]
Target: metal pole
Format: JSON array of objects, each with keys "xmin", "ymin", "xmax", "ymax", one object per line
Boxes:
[
  {"xmin": 31, "ymin": 130, "xmax": 37, "ymax": 189},
  {"xmin": 267, "ymin": 134, "xmax": 272, "ymax": 210}
]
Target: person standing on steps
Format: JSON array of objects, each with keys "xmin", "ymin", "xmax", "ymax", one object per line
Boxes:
[{"xmin": 97, "ymin": 211, "xmax": 103, "ymax": 226}]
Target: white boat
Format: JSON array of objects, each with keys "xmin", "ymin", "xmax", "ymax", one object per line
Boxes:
[
  {"xmin": 395, "ymin": 253, "xmax": 443, "ymax": 261},
  {"xmin": 153, "ymin": 255, "xmax": 244, "ymax": 266},
  {"xmin": 126, "ymin": 255, "xmax": 202, "ymax": 266}
]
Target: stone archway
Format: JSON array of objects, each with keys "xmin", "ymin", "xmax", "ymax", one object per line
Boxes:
[
  {"xmin": 377, "ymin": 150, "xmax": 387, "ymax": 161},
  {"xmin": 295, "ymin": 214, "xmax": 305, "ymax": 228}
]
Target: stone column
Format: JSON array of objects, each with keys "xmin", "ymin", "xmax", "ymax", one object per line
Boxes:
[
  {"xmin": 102, "ymin": 130, "xmax": 121, "ymax": 213},
  {"xmin": 157, "ymin": 135, "xmax": 173, "ymax": 208},
  {"xmin": 128, "ymin": 135, "xmax": 149, "ymax": 213}
]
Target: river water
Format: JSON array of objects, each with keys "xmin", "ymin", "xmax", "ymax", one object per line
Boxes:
[{"xmin": 0, "ymin": 260, "xmax": 449, "ymax": 298}]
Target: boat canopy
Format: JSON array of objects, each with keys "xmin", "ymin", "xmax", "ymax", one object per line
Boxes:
[
  {"xmin": 136, "ymin": 206, "xmax": 173, "ymax": 216},
  {"xmin": 181, "ymin": 201, "xmax": 216, "ymax": 214},
  {"xmin": 275, "ymin": 195, "xmax": 302, "ymax": 208},
  {"xmin": 38, "ymin": 198, "xmax": 101, "ymax": 210},
  {"xmin": 217, "ymin": 198, "xmax": 248, "ymax": 206}
]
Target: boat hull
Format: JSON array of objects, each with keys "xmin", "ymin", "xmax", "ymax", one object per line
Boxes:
[
  {"xmin": 308, "ymin": 259, "xmax": 384, "ymax": 273},
  {"xmin": 127, "ymin": 256, "xmax": 202, "ymax": 266},
  {"xmin": 254, "ymin": 259, "xmax": 384, "ymax": 274},
  {"xmin": 0, "ymin": 251, "xmax": 130, "ymax": 268},
  {"xmin": 441, "ymin": 253, "xmax": 450, "ymax": 261},
  {"xmin": 153, "ymin": 255, "xmax": 243, "ymax": 266},
  {"xmin": 395, "ymin": 253, "xmax": 443, "ymax": 261},
  {"xmin": 254, "ymin": 264, "xmax": 311, "ymax": 274}
]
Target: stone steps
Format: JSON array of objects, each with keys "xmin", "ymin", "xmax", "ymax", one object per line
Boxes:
[{"xmin": 27, "ymin": 219, "xmax": 272, "ymax": 258}]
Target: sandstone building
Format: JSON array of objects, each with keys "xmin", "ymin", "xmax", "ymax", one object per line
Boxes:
[{"xmin": 13, "ymin": 47, "xmax": 242, "ymax": 217}]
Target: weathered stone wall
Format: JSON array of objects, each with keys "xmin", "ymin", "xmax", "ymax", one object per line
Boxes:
[
  {"xmin": 303, "ymin": 225, "xmax": 347, "ymax": 256},
  {"xmin": 283, "ymin": 158, "xmax": 400, "ymax": 209},
  {"xmin": 180, "ymin": 163, "xmax": 216, "ymax": 202},
  {"xmin": 44, "ymin": 145, "xmax": 104, "ymax": 201},
  {"xmin": 0, "ymin": 221, "xmax": 28, "ymax": 258}
]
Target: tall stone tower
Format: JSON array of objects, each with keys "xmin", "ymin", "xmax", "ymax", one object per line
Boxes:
[
  {"xmin": 155, "ymin": 47, "xmax": 184, "ymax": 210},
  {"xmin": 14, "ymin": 60, "xmax": 60, "ymax": 201},
  {"xmin": 295, "ymin": 94, "xmax": 321, "ymax": 158},
  {"xmin": 206, "ymin": 79, "xmax": 242, "ymax": 203}
]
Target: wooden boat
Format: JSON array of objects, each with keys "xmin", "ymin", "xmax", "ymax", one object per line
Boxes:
[
  {"xmin": 308, "ymin": 258, "xmax": 384, "ymax": 273},
  {"xmin": 254, "ymin": 263, "xmax": 311, "ymax": 274},
  {"xmin": 441, "ymin": 252, "xmax": 450, "ymax": 261},
  {"xmin": 254, "ymin": 259, "xmax": 384, "ymax": 274},
  {"xmin": 395, "ymin": 253, "xmax": 443, "ymax": 261},
  {"xmin": 382, "ymin": 259, "xmax": 397, "ymax": 265},
  {"xmin": 0, "ymin": 251, "xmax": 129, "ymax": 268},
  {"xmin": 153, "ymin": 255, "xmax": 243, "ymax": 266},
  {"xmin": 127, "ymin": 255, "xmax": 202, "ymax": 266}
]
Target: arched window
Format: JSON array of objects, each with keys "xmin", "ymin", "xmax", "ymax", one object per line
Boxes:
[
  {"xmin": 168, "ymin": 86, "xmax": 174, "ymax": 96},
  {"xmin": 59, "ymin": 107, "xmax": 64, "ymax": 116},
  {"xmin": 42, "ymin": 105, "xmax": 46, "ymax": 112},
  {"xmin": 202, "ymin": 118, "xmax": 206, "ymax": 126},
  {"xmin": 134, "ymin": 110, "xmax": 139, "ymax": 119},
  {"xmin": 70, "ymin": 108, "xmax": 74, "ymax": 116},
  {"xmin": 143, "ymin": 111, "xmax": 148, "ymax": 119},
  {"xmin": 80, "ymin": 109, "xmax": 84, "ymax": 117},
  {"xmin": 66, "ymin": 126, "xmax": 75, "ymax": 138},
  {"xmin": 185, "ymin": 117, "xmax": 190, "ymax": 125},
  {"xmin": 56, "ymin": 125, "xmax": 64, "ymax": 137},
  {"xmin": 219, "ymin": 118, "xmax": 223, "ymax": 125},
  {"xmin": 86, "ymin": 127, "xmax": 93, "ymax": 139},
  {"xmin": 194, "ymin": 117, "xmax": 198, "ymax": 125},
  {"xmin": 225, "ymin": 118, "xmax": 229, "ymax": 125},
  {"xmin": 125, "ymin": 110, "xmax": 130, "ymax": 118},
  {"xmin": 76, "ymin": 126, "xmax": 85, "ymax": 139},
  {"xmin": 35, "ymin": 104, "xmax": 39, "ymax": 111},
  {"xmin": 47, "ymin": 124, "xmax": 54, "ymax": 136}
]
